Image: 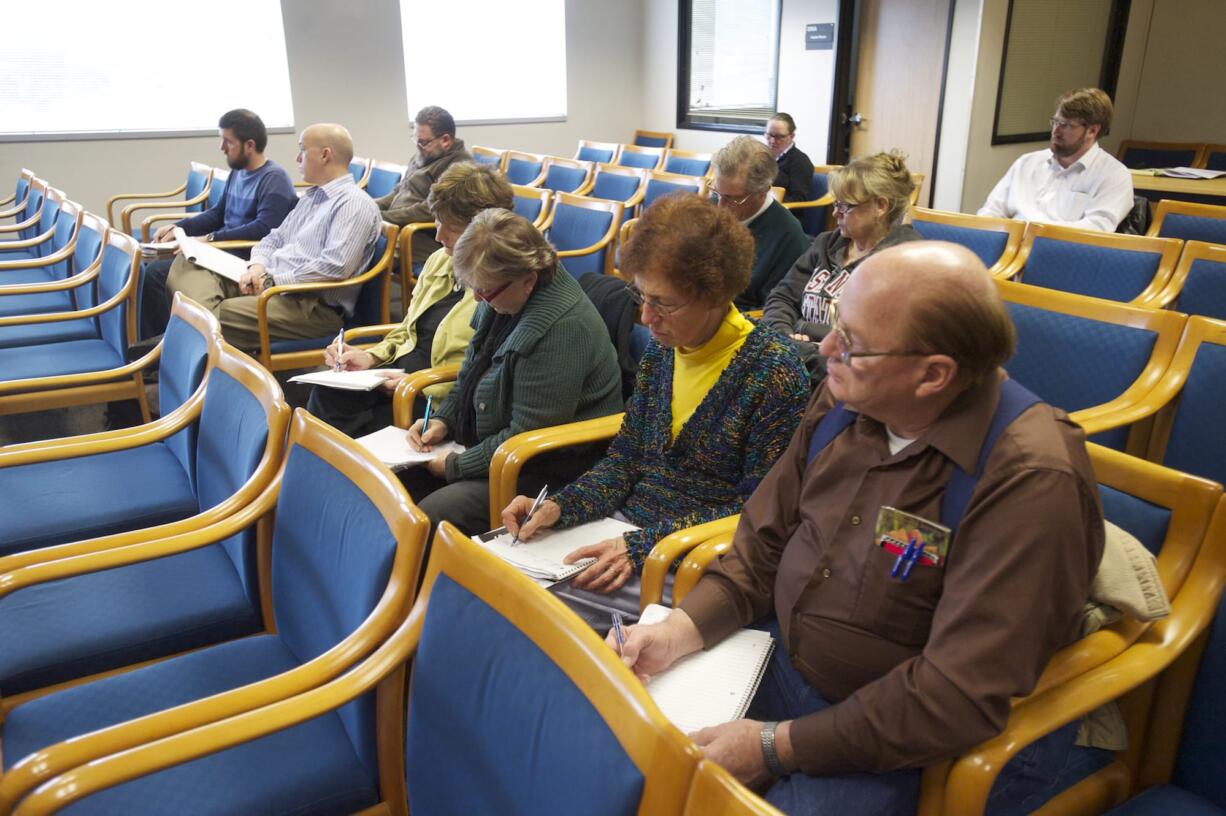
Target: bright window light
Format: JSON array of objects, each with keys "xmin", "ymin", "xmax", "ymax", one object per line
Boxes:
[
  {"xmin": 0, "ymin": 0, "xmax": 295, "ymax": 139},
  {"xmin": 400, "ymin": 0, "xmax": 567, "ymax": 124}
]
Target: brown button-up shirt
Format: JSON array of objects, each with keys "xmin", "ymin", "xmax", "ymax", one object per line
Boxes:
[{"xmin": 679, "ymin": 371, "xmax": 1103, "ymax": 775}]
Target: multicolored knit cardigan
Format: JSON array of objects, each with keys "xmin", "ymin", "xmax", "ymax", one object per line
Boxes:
[{"xmin": 552, "ymin": 323, "xmax": 809, "ymax": 567}]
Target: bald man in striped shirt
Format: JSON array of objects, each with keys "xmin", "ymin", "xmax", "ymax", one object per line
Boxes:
[{"xmin": 168, "ymin": 123, "xmax": 382, "ymax": 351}]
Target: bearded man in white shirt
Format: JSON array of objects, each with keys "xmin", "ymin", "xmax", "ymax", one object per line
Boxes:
[{"xmin": 979, "ymin": 88, "xmax": 1134, "ymax": 232}]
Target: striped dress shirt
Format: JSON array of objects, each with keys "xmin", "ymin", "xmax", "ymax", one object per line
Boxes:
[{"xmin": 249, "ymin": 173, "xmax": 382, "ymax": 315}]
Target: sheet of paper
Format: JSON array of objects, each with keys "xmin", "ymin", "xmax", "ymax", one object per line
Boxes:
[
  {"xmin": 288, "ymin": 369, "xmax": 403, "ymax": 392},
  {"xmin": 473, "ymin": 517, "xmax": 640, "ymax": 582},
  {"xmin": 174, "ymin": 227, "xmax": 247, "ymax": 283},
  {"xmin": 140, "ymin": 240, "xmax": 177, "ymax": 256},
  {"xmin": 355, "ymin": 425, "xmax": 464, "ymax": 470},
  {"xmin": 1159, "ymin": 167, "xmax": 1226, "ymax": 180}
]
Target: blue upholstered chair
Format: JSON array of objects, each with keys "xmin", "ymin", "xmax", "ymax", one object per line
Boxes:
[
  {"xmin": 10, "ymin": 521, "xmax": 701, "ymax": 816},
  {"xmin": 916, "ymin": 447, "xmax": 1226, "ymax": 816},
  {"xmin": 1117, "ymin": 140, "xmax": 1206, "ymax": 170},
  {"xmin": 662, "ymin": 148, "xmax": 713, "ymax": 178},
  {"xmin": 1148, "ymin": 241, "xmax": 1226, "ymax": 320},
  {"xmin": 0, "ymin": 230, "xmax": 151, "ymax": 422},
  {"xmin": 108, "ymin": 161, "xmax": 214, "ymax": 239},
  {"xmin": 138, "ymin": 168, "xmax": 231, "ymax": 241},
  {"xmin": 616, "ymin": 144, "xmax": 666, "ymax": 171},
  {"xmin": 504, "ymin": 151, "xmax": 547, "ymax": 187},
  {"xmin": 782, "ymin": 164, "xmax": 839, "ymax": 237},
  {"xmin": 470, "ymin": 144, "xmax": 507, "ymax": 168},
  {"xmin": 0, "ymin": 409, "xmax": 430, "ymax": 813},
  {"xmin": 349, "ymin": 156, "xmax": 373, "ymax": 188},
  {"xmin": 542, "ymin": 192, "xmax": 623, "ymax": 277},
  {"xmin": 586, "ymin": 163, "xmax": 647, "ymax": 225},
  {"xmin": 365, "ymin": 160, "xmax": 406, "ymax": 199},
  {"xmin": 1001, "ymin": 222, "xmax": 1183, "ymax": 304},
  {"xmin": 575, "ymin": 139, "xmax": 621, "ymax": 164},
  {"xmin": 639, "ymin": 170, "xmax": 708, "ymax": 217},
  {"xmin": 0, "ymin": 168, "xmax": 36, "ymax": 217},
  {"xmin": 632, "ymin": 128, "xmax": 674, "ymax": 149},
  {"xmin": 511, "ymin": 183, "xmax": 553, "ymax": 228},
  {"xmin": 0, "ymin": 211, "xmax": 115, "ymax": 348},
  {"xmin": 0, "ymin": 185, "xmax": 65, "ymax": 261},
  {"xmin": 0, "ymin": 338, "xmax": 289, "ymax": 703},
  {"xmin": 1146, "ymin": 199, "xmax": 1226, "ymax": 245},
  {"xmin": 0, "ymin": 176, "xmax": 48, "ymax": 242},
  {"xmin": 996, "ymin": 279, "xmax": 1186, "ymax": 453},
  {"xmin": 0, "ymin": 195, "xmax": 82, "ymax": 299},
  {"xmin": 910, "ymin": 208, "xmax": 1025, "ymax": 277},
  {"xmin": 1200, "ymin": 144, "xmax": 1226, "ymax": 172},
  {"xmin": 256, "ymin": 221, "xmax": 398, "ymax": 372},
  {"xmin": 540, "ymin": 156, "xmax": 595, "ymax": 194}
]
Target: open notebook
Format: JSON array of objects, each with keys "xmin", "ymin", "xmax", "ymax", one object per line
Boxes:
[
  {"xmin": 638, "ymin": 603, "xmax": 775, "ymax": 734},
  {"xmin": 174, "ymin": 227, "xmax": 247, "ymax": 282},
  {"xmin": 289, "ymin": 369, "xmax": 403, "ymax": 391},
  {"xmin": 355, "ymin": 425, "xmax": 465, "ymax": 470},
  {"xmin": 473, "ymin": 517, "xmax": 640, "ymax": 582}
]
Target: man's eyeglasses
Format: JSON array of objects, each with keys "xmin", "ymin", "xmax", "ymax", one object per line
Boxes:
[
  {"xmin": 832, "ymin": 200, "xmax": 862, "ymax": 216},
  {"xmin": 828, "ymin": 300, "xmax": 930, "ymax": 366},
  {"xmin": 1049, "ymin": 117, "xmax": 1086, "ymax": 132},
  {"xmin": 710, "ymin": 189, "xmax": 756, "ymax": 207},
  {"xmin": 470, "ymin": 279, "xmax": 514, "ymax": 303},
  {"xmin": 416, "ymin": 133, "xmax": 443, "ymax": 150},
  {"xmin": 627, "ymin": 284, "xmax": 689, "ymax": 316}
]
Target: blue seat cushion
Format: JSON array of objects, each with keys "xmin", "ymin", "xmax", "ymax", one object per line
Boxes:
[
  {"xmin": 0, "ymin": 544, "xmax": 261, "ymax": 695},
  {"xmin": 0, "ymin": 442, "xmax": 196, "ymax": 556},
  {"xmin": 1106, "ymin": 785, "xmax": 1226, "ymax": 815},
  {"xmin": 269, "ymin": 335, "xmax": 330, "ymax": 354},
  {"xmin": 55, "ymin": 706, "xmax": 379, "ymax": 816},
  {"xmin": 0, "ymin": 339, "xmax": 126, "ymax": 383},
  {"xmin": 2, "ymin": 634, "xmax": 298, "ymax": 772},
  {"xmin": 0, "ymin": 247, "xmax": 40, "ymax": 262},
  {"xmin": 0, "ymin": 318, "xmax": 96, "ymax": 349},
  {"xmin": 0, "ymin": 289, "xmax": 75, "ymax": 317}
]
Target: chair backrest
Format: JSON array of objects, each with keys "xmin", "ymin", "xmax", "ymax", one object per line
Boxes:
[
  {"xmin": 32, "ymin": 185, "xmax": 65, "ymax": 243},
  {"xmin": 184, "ymin": 161, "xmax": 213, "ymax": 213},
  {"xmin": 365, "ymin": 160, "xmax": 407, "ymax": 199},
  {"xmin": 1007, "ymin": 222, "xmax": 1183, "ymax": 304},
  {"xmin": 910, "ymin": 208, "xmax": 1024, "ymax": 276},
  {"xmin": 589, "ymin": 164, "xmax": 647, "ymax": 204},
  {"xmin": 96, "ymin": 230, "xmax": 141, "ymax": 360},
  {"xmin": 540, "ymin": 156, "xmax": 594, "ymax": 194},
  {"xmin": 641, "ymin": 170, "xmax": 708, "ymax": 213},
  {"xmin": 348, "ymin": 157, "xmax": 373, "ymax": 188},
  {"xmin": 14, "ymin": 176, "xmax": 48, "ymax": 240},
  {"xmin": 348, "ymin": 223, "xmax": 397, "ymax": 328},
  {"xmin": 1118, "ymin": 140, "xmax": 1205, "ymax": 170},
  {"xmin": 1147, "ymin": 199, "xmax": 1226, "ymax": 244},
  {"xmin": 662, "ymin": 148, "xmax": 713, "ymax": 177},
  {"xmin": 504, "ymin": 151, "xmax": 546, "ymax": 186},
  {"xmin": 1159, "ymin": 241, "xmax": 1226, "ymax": 320},
  {"xmin": 10, "ymin": 168, "xmax": 34, "ymax": 211},
  {"xmin": 1201, "ymin": 144, "xmax": 1226, "ymax": 172},
  {"xmin": 159, "ymin": 293, "xmax": 223, "ymax": 492},
  {"xmin": 42, "ymin": 197, "xmax": 82, "ymax": 282},
  {"xmin": 195, "ymin": 341, "xmax": 289, "ymax": 608},
  {"xmin": 617, "ymin": 144, "xmax": 666, "ymax": 170},
  {"xmin": 632, "ymin": 129, "xmax": 674, "ymax": 149},
  {"xmin": 511, "ymin": 184, "xmax": 553, "ymax": 228},
  {"xmin": 996, "ymin": 279, "xmax": 1186, "ymax": 451},
  {"xmin": 470, "ymin": 145, "xmax": 507, "ymax": 169},
  {"xmin": 406, "ymin": 522, "xmax": 699, "ymax": 814},
  {"xmin": 576, "ymin": 140, "xmax": 621, "ymax": 164},
  {"xmin": 787, "ymin": 164, "xmax": 840, "ymax": 236},
  {"xmin": 69, "ymin": 211, "xmax": 109, "ymax": 310},
  {"xmin": 206, "ymin": 168, "xmax": 230, "ymax": 209},
  {"xmin": 545, "ymin": 192, "xmax": 623, "ymax": 276}
]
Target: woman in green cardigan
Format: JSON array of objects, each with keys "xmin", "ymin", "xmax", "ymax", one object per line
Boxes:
[{"xmin": 403, "ymin": 208, "xmax": 624, "ymax": 534}]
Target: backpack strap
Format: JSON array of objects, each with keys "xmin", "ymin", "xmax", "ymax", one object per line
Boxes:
[{"xmin": 806, "ymin": 402, "xmax": 858, "ymax": 465}]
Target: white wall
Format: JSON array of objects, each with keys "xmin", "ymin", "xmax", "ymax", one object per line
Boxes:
[
  {"xmin": 931, "ymin": 0, "xmax": 982, "ymax": 211},
  {"xmin": 0, "ymin": 0, "xmax": 645, "ymax": 218},
  {"xmin": 640, "ymin": 0, "xmax": 840, "ymax": 158}
]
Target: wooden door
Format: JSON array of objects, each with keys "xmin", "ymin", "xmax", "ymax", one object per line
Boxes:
[{"xmin": 846, "ymin": 0, "xmax": 951, "ymax": 206}]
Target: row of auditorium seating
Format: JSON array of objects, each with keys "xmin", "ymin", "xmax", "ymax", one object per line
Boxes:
[{"xmin": 1118, "ymin": 139, "xmax": 1226, "ymax": 171}]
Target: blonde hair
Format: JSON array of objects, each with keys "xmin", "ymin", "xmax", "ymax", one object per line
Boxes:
[
  {"xmin": 427, "ymin": 162, "xmax": 514, "ymax": 227},
  {"xmin": 1055, "ymin": 87, "xmax": 1114, "ymax": 136},
  {"xmin": 829, "ymin": 151, "xmax": 915, "ymax": 226},
  {"xmin": 452, "ymin": 209, "xmax": 557, "ymax": 289},
  {"xmin": 713, "ymin": 136, "xmax": 778, "ymax": 194}
]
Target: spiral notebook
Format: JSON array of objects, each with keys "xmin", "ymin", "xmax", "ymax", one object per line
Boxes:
[
  {"xmin": 638, "ymin": 603, "xmax": 775, "ymax": 734},
  {"xmin": 472, "ymin": 517, "xmax": 640, "ymax": 582}
]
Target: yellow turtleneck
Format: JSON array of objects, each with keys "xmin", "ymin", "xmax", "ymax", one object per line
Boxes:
[{"xmin": 670, "ymin": 306, "xmax": 754, "ymax": 440}]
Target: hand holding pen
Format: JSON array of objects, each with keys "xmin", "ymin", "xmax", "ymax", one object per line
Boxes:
[
  {"xmin": 332, "ymin": 328, "xmax": 345, "ymax": 372},
  {"xmin": 510, "ymin": 484, "xmax": 549, "ymax": 546},
  {"xmin": 611, "ymin": 611, "xmax": 626, "ymax": 656}
]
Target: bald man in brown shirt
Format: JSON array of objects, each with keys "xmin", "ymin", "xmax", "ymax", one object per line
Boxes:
[{"xmin": 615, "ymin": 242, "xmax": 1104, "ymax": 815}]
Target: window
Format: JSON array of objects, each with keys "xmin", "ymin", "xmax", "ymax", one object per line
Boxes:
[
  {"xmin": 400, "ymin": 0, "xmax": 567, "ymax": 124},
  {"xmin": 678, "ymin": 0, "xmax": 782, "ymax": 132},
  {"xmin": 0, "ymin": 0, "xmax": 294, "ymax": 140}
]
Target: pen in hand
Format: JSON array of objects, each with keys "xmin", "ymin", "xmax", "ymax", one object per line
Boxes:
[
  {"xmin": 511, "ymin": 483, "xmax": 549, "ymax": 546},
  {"xmin": 332, "ymin": 328, "xmax": 345, "ymax": 372},
  {"xmin": 611, "ymin": 611, "xmax": 626, "ymax": 656}
]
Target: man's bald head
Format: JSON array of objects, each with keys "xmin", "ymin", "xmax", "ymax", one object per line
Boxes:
[
  {"xmin": 858, "ymin": 241, "xmax": 1015, "ymax": 386},
  {"xmin": 303, "ymin": 123, "xmax": 355, "ymax": 166}
]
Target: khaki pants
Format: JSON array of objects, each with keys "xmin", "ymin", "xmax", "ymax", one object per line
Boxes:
[{"xmin": 166, "ymin": 256, "xmax": 344, "ymax": 352}]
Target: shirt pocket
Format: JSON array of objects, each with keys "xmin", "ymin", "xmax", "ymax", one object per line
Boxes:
[
  {"xmin": 1050, "ymin": 189, "xmax": 1092, "ymax": 222},
  {"xmin": 852, "ymin": 542, "xmax": 945, "ymax": 647}
]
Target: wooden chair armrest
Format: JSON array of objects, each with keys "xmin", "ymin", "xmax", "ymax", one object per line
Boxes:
[
  {"xmin": 0, "ymin": 211, "xmax": 46, "ymax": 234},
  {"xmin": 254, "ymin": 265, "xmax": 388, "ymax": 366},
  {"xmin": 139, "ymin": 212, "xmax": 185, "ymax": 241},
  {"xmin": 641, "ymin": 515, "xmax": 740, "ymax": 610},
  {"xmin": 0, "ymin": 193, "xmax": 19, "ymax": 211},
  {"xmin": 0, "ymin": 246, "xmax": 70, "ymax": 274},
  {"xmin": 107, "ymin": 185, "xmax": 188, "ymax": 226},
  {"xmin": 0, "ymin": 226, "xmax": 55, "ymax": 250},
  {"xmin": 1070, "ymin": 392, "xmax": 1168, "ymax": 439},
  {"xmin": 487, "ymin": 414, "xmax": 625, "ymax": 529},
  {"xmin": 392, "ymin": 365, "xmax": 461, "ymax": 428},
  {"xmin": 209, "ymin": 240, "xmax": 258, "ymax": 252},
  {"xmin": 397, "ymin": 221, "xmax": 436, "ymax": 291},
  {"xmin": 0, "ymin": 280, "xmax": 135, "ymax": 328},
  {"xmin": 782, "ymin": 193, "xmax": 835, "ymax": 211},
  {"xmin": 0, "ymin": 262, "xmax": 101, "ymax": 296},
  {"xmin": 0, "ymin": 340, "xmax": 156, "ymax": 397},
  {"xmin": 669, "ymin": 531, "xmax": 736, "ymax": 607},
  {"xmin": 343, "ymin": 323, "xmax": 400, "ymax": 343},
  {"xmin": 120, "ymin": 186, "xmax": 211, "ymax": 232}
]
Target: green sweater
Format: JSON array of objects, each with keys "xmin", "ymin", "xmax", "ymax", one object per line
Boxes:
[
  {"xmin": 434, "ymin": 265, "xmax": 623, "ymax": 481},
  {"xmin": 736, "ymin": 198, "xmax": 811, "ymax": 310}
]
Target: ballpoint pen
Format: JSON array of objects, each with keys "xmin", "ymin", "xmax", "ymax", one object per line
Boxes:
[
  {"xmin": 332, "ymin": 327, "xmax": 345, "ymax": 372},
  {"xmin": 419, "ymin": 395, "xmax": 433, "ymax": 440},
  {"xmin": 891, "ymin": 533, "xmax": 919, "ymax": 580},
  {"xmin": 511, "ymin": 483, "xmax": 549, "ymax": 546},
  {"xmin": 611, "ymin": 611, "xmax": 626, "ymax": 655}
]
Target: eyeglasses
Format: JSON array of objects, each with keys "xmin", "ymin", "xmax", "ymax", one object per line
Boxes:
[
  {"xmin": 627, "ymin": 284, "xmax": 689, "ymax": 316},
  {"xmin": 828, "ymin": 300, "xmax": 929, "ymax": 366},
  {"xmin": 470, "ymin": 279, "xmax": 514, "ymax": 303},
  {"xmin": 415, "ymin": 132, "xmax": 443, "ymax": 150},
  {"xmin": 1049, "ymin": 117, "xmax": 1087, "ymax": 132},
  {"xmin": 832, "ymin": 200, "xmax": 862, "ymax": 216},
  {"xmin": 710, "ymin": 189, "xmax": 756, "ymax": 207},
  {"xmin": 764, "ymin": 131, "xmax": 792, "ymax": 141}
]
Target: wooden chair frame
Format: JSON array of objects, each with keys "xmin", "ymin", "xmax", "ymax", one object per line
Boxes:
[
  {"xmin": 0, "ymin": 170, "xmax": 36, "ymax": 216},
  {"xmin": 112, "ymin": 162, "xmax": 214, "ymax": 237},
  {"xmin": 502, "ymin": 151, "xmax": 548, "ymax": 187},
  {"xmin": 613, "ymin": 217, "xmax": 639, "ymax": 279},
  {"xmin": 540, "ymin": 156, "xmax": 595, "ymax": 195},
  {"xmin": 632, "ymin": 129, "xmax": 675, "ymax": 150},
  {"xmin": 1146, "ymin": 240, "xmax": 1226, "ymax": 311},
  {"xmin": 781, "ymin": 164, "xmax": 839, "ymax": 226},
  {"xmin": 0, "ymin": 209, "xmax": 104, "ymax": 303},
  {"xmin": 1196, "ymin": 143, "xmax": 1226, "ymax": 170},
  {"xmin": 540, "ymin": 192, "xmax": 623, "ymax": 276},
  {"xmin": 639, "ymin": 171, "xmax": 709, "ymax": 218},
  {"xmin": 511, "ymin": 184, "xmax": 554, "ymax": 229},
  {"xmin": 662, "ymin": 148, "xmax": 714, "ymax": 178},
  {"xmin": 617, "ymin": 144, "xmax": 666, "ymax": 171},
  {"xmin": 574, "ymin": 139, "xmax": 622, "ymax": 165},
  {"xmin": 469, "ymin": 145, "xmax": 507, "ymax": 171},
  {"xmin": 0, "ymin": 196, "xmax": 82, "ymax": 280},
  {"xmin": 139, "ymin": 168, "xmax": 231, "ymax": 241},
  {"xmin": 683, "ymin": 758, "xmax": 785, "ymax": 815},
  {"xmin": 909, "ymin": 207, "xmax": 1026, "ymax": 278},
  {"xmin": 999, "ymin": 222, "xmax": 1183, "ymax": 305},
  {"xmin": 1144, "ymin": 198, "xmax": 1226, "ymax": 239},
  {"xmin": 391, "ymin": 364, "xmax": 461, "ymax": 430},
  {"xmin": 396, "ymin": 220, "xmax": 437, "ymax": 294},
  {"xmin": 1117, "ymin": 140, "xmax": 1207, "ymax": 168},
  {"xmin": 0, "ymin": 182, "xmax": 60, "ymax": 245},
  {"xmin": 0, "ymin": 409, "xmax": 430, "ymax": 812},
  {"xmin": 0, "ymin": 178, "xmax": 50, "ymax": 240},
  {"xmin": 255, "ymin": 222, "xmax": 398, "ymax": 371}
]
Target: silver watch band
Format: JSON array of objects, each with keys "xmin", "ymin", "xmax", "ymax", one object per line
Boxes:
[{"xmin": 760, "ymin": 720, "xmax": 786, "ymax": 776}]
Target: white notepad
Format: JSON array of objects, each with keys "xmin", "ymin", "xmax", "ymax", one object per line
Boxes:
[
  {"xmin": 355, "ymin": 425, "xmax": 465, "ymax": 470},
  {"xmin": 289, "ymin": 369, "xmax": 403, "ymax": 391},
  {"xmin": 638, "ymin": 603, "xmax": 775, "ymax": 734},
  {"xmin": 174, "ymin": 227, "xmax": 247, "ymax": 282},
  {"xmin": 473, "ymin": 517, "xmax": 640, "ymax": 582}
]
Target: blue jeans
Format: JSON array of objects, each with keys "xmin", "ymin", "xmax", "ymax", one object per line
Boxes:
[{"xmin": 746, "ymin": 618, "xmax": 1101, "ymax": 816}]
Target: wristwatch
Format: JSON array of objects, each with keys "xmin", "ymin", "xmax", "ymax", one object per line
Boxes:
[
  {"xmin": 262, "ymin": 272, "xmax": 276, "ymax": 290},
  {"xmin": 760, "ymin": 720, "xmax": 786, "ymax": 776}
]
